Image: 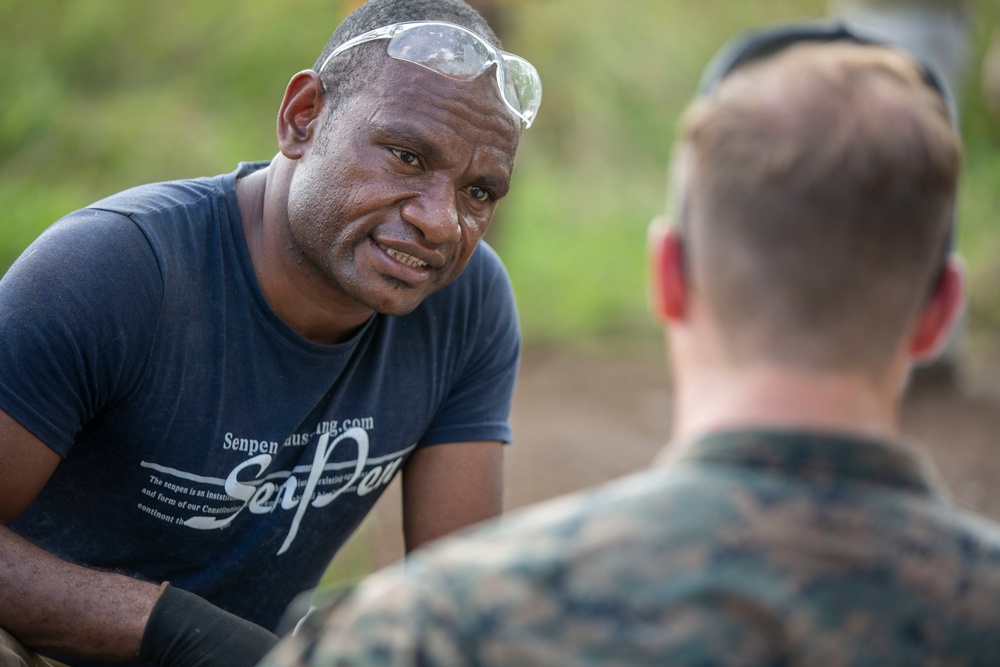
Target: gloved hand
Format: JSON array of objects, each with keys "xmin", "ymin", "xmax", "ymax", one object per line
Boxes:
[{"xmin": 139, "ymin": 583, "xmax": 279, "ymax": 667}]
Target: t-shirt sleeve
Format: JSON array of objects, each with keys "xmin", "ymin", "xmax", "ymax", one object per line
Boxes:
[
  {"xmin": 0, "ymin": 208, "xmax": 162, "ymax": 455},
  {"xmin": 418, "ymin": 243, "xmax": 520, "ymax": 447}
]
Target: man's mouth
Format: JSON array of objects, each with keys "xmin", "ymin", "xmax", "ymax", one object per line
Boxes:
[{"xmin": 375, "ymin": 241, "xmax": 428, "ymax": 269}]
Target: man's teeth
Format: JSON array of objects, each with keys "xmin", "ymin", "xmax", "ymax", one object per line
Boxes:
[{"xmin": 378, "ymin": 242, "xmax": 428, "ymax": 268}]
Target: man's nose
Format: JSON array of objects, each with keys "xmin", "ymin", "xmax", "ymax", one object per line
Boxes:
[{"xmin": 401, "ymin": 181, "xmax": 462, "ymax": 245}]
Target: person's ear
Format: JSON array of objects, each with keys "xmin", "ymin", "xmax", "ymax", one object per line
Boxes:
[
  {"xmin": 277, "ymin": 70, "xmax": 326, "ymax": 160},
  {"xmin": 909, "ymin": 255, "xmax": 965, "ymax": 362},
  {"xmin": 648, "ymin": 217, "xmax": 688, "ymax": 324}
]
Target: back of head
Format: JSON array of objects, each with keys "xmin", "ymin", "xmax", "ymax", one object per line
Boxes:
[
  {"xmin": 676, "ymin": 41, "xmax": 961, "ymax": 379},
  {"xmin": 316, "ymin": 0, "xmax": 499, "ymax": 109}
]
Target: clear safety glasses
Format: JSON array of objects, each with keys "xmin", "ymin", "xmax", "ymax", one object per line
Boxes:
[{"xmin": 318, "ymin": 21, "xmax": 542, "ymax": 128}]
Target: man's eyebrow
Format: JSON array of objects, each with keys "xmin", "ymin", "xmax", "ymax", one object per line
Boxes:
[
  {"xmin": 371, "ymin": 123, "xmax": 440, "ymax": 162},
  {"xmin": 475, "ymin": 173, "xmax": 510, "ymax": 197},
  {"xmin": 371, "ymin": 122, "xmax": 511, "ymax": 195}
]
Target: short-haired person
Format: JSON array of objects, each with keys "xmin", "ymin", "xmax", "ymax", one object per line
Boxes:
[
  {"xmin": 0, "ymin": 0, "xmax": 540, "ymax": 665},
  {"xmin": 257, "ymin": 22, "xmax": 1000, "ymax": 667}
]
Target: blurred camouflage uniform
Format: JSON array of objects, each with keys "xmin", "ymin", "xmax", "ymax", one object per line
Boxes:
[{"xmin": 260, "ymin": 430, "xmax": 1000, "ymax": 666}]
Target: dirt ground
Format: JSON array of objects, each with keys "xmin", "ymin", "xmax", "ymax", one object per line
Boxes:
[{"xmin": 358, "ymin": 343, "xmax": 1000, "ymax": 571}]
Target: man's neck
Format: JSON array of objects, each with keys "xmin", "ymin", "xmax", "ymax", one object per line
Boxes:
[
  {"xmin": 235, "ymin": 162, "xmax": 373, "ymax": 346},
  {"xmin": 670, "ymin": 363, "xmax": 902, "ymax": 445}
]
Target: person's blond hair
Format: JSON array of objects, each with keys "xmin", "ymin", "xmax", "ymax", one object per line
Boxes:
[{"xmin": 675, "ymin": 42, "xmax": 962, "ymax": 378}]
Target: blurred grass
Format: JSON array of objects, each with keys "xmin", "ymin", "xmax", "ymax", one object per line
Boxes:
[{"xmin": 3, "ymin": 1, "xmax": 1000, "ymax": 585}]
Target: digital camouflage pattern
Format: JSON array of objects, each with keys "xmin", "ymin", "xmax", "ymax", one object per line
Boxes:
[{"xmin": 261, "ymin": 430, "xmax": 1000, "ymax": 666}]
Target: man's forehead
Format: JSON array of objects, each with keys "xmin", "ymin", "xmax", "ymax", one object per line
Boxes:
[{"xmin": 367, "ymin": 58, "xmax": 520, "ymax": 157}]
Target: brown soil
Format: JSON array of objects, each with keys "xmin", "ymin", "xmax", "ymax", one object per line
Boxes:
[{"xmin": 359, "ymin": 344, "xmax": 1000, "ymax": 570}]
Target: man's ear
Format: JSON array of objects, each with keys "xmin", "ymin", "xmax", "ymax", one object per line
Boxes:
[
  {"xmin": 648, "ymin": 217, "xmax": 688, "ymax": 324},
  {"xmin": 277, "ymin": 70, "xmax": 326, "ymax": 160},
  {"xmin": 909, "ymin": 255, "xmax": 965, "ymax": 363}
]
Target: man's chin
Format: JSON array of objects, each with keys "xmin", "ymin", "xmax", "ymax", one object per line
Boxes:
[
  {"xmin": 365, "ymin": 288, "xmax": 430, "ymax": 318},
  {"xmin": 375, "ymin": 302, "xmax": 422, "ymax": 317},
  {"xmin": 352, "ymin": 272, "xmax": 445, "ymax": 316}
]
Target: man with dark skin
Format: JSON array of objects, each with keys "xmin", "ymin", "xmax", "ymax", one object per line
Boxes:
[{"xmin": 0, "ymin": 0, "xmax": 539, "ymax": 665}]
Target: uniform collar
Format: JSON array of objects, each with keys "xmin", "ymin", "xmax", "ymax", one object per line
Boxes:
[{"xmin": 663, "ymin": 429, "xmax": 950, "ymax": 501}]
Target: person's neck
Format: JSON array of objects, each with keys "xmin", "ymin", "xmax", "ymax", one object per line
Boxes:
[
  {"xmin": 235, "ymin": 162, "xmax": 373, "ymax": 345},
  {"xmin": 670, "ymin": 362, "xmax": 901, "ymax": 445}
]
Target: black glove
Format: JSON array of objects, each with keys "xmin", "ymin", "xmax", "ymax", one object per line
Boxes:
[{"xmin": 139, "ymin": 583, "xmax": 280, "ymax": 667}]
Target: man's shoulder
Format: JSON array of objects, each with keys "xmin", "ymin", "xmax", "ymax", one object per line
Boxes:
[
  {"xmin": 87, "ymin": 172, "xmax": 231, "ymax": 221},
  {"xmin": 76, "ymin": 165, "xmax": 257, "ymax": 276},
  {"xmin": 3, "ymin": 167, "xmax": 255, "ymax": 323},
  {"xmin": 298, "ymin": 449, "xmax": 1000, "ymax": 665},
  {"xmin": 21, "ymin": 173, "xmax": 230, "ymax": 283},
  {"xmin": 406, "ymin": 432, "xmax": 1000, "ymax": 590},
  {"xmin": 292, "ymin": 467, "xmax": 747, "ymax": 664},
  {"xmin": 409, "ymin": 465, "xmax": 687, "ymax": 581}
]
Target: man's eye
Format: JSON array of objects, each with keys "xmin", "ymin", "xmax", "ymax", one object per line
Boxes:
[
  {"xmin": 391, "ymin": 149, "xmax": 420, "ymax": 166},
  {"xmin": 468, "ymin": 185, "xmax": 495, "ymax": 202}
]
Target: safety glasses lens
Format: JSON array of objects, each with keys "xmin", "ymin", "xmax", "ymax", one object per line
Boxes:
[
  {"xmin": 387, "ymin": 25, "xmax": 495, "ymax": 80},
  {"xmin": 503, "ymin": 55, "xmax": 542, "ymax": 118},
  {"xmin": 385, "ymin": 24, "xmax": 540, "ymax": 126}
]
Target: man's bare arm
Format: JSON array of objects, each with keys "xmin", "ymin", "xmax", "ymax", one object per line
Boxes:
[
  {"xmin": 401, "ymin": 440, "xmax": 503, "ymax": 552},
  {"xmin": 0, "ymin": 410, "xmax": 277, "ymax": 664},
  {"xmin": 0, "ymin": 409, "xmax": 159, "ymax": 660},
  {"xmin": 0, "ymin": 523, "xmax": 159, "ymax": 660}
]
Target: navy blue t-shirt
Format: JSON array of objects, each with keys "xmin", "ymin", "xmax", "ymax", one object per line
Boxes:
[{"xmin": 0, "ymin": 162, "xmax": 519, "ymax": 635}]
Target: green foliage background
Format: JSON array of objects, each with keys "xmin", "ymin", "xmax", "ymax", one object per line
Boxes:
[{"xmin": 2, "ymin": 0, "xmax": 999, "ymax": 352}]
